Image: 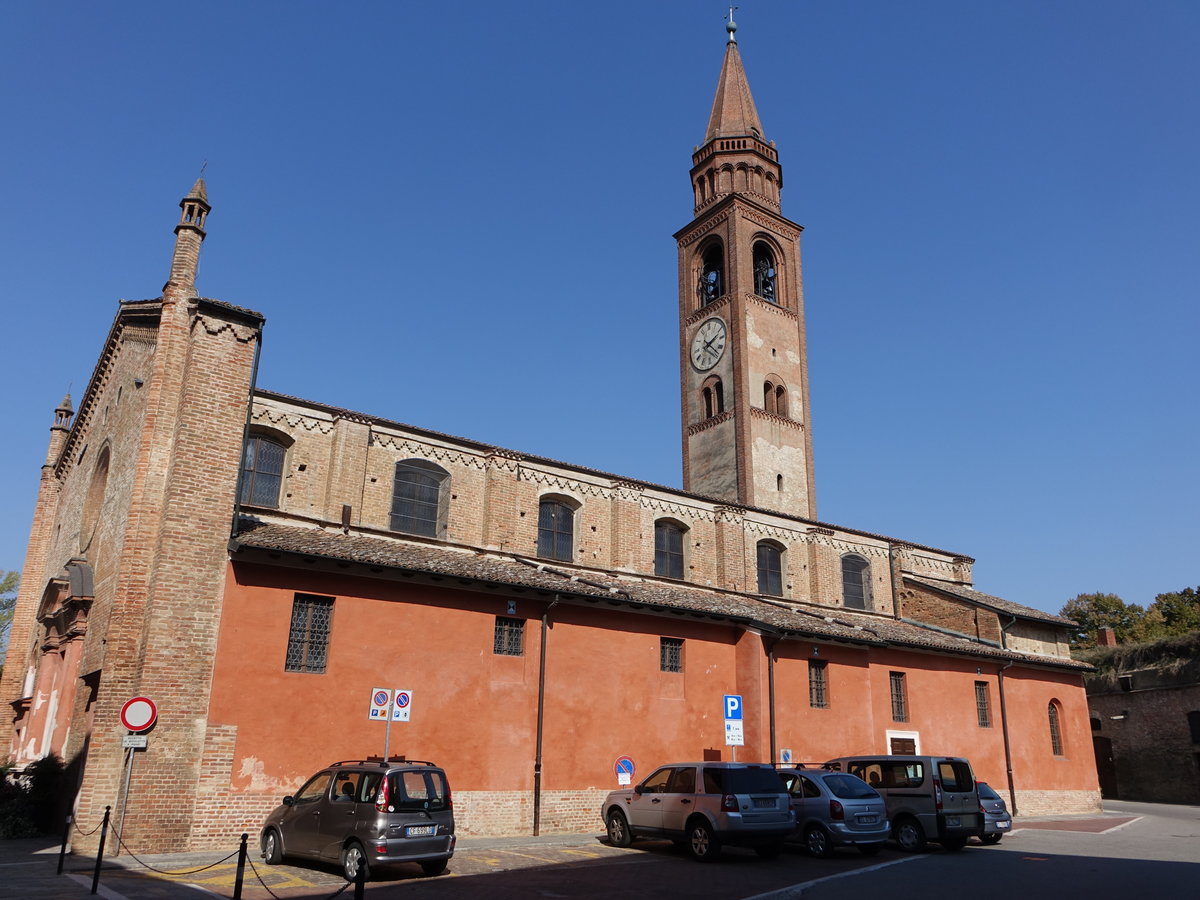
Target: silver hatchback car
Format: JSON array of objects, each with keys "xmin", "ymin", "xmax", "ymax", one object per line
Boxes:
[
  {"xmin": 602, "ymin": 762, "xmax": 794, "ymax": 861},
  {"xmin": 977, "ymin": 781, "xmax": 1012, "ymax": 844},
  {"xmin": 260, "ymin": 758, "xmax": 455, "ymax": 881},
  {"xmin": 778, "ymin": 768, "xmax": 890, "ymax": 857}
]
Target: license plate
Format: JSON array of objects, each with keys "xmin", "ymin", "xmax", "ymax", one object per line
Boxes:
[
  {"xmin": 946, "ymin": 817, "xmax": 960, "ymax": 827},
  {"xmin": 997, "ymin": 821, "xmax": 1011, "ymax": 830},
  {"xmin": 406, "ymin": 825, "xmax": 437, "ymax": 837},
  {"xmin": 856, "ymin": 815, "xmax": 878, "ymax": 824},
  {"xmin": 753, "ymin": 798, "xmax": 775, "ymax": 808}
]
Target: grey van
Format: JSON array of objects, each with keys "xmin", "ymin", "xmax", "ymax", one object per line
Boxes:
[
  {"xmin": 824, "ymin": 755, "xmax": 982, "ymax": 851},
  {"xmin": 260, "ymin": 758, "xmax": 455, "ymax": 880}
]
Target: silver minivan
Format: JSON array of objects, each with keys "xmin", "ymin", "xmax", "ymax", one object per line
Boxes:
[
  {"xmin": 602, "ymin": 762, "xmax": 794, "ymax": 861},
  {"xmin": 261, "ymin": 758, "xmax": 455, "ymax": 880},
  {"xmin": 824, "ymin": 755, "xmax": 982, "ymax": 851}
]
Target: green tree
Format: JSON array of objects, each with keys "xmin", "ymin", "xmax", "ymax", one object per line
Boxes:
[
  {"xmin": 1059, "ymin": 592, "xmax": 1146, "ymax": 648},
  {"xmin": 1146, "ymin": 587, "xmax": 1200, "ymax": 636},
  {"xmin": 0, "ymin": 570, "xmax": 18, "ymax": 659}
]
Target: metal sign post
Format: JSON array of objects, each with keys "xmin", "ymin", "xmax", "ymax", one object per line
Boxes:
[
  {"xmin": 114, "ymin": 698, "xmax": 157, "ymax": 857},
  {"xmin": 369, "ymin": 688, "xmax": 413, "ymax": 763},
  {"xmin": 723, "ymin": 694, "xmax": 744, "ymax": 762}
]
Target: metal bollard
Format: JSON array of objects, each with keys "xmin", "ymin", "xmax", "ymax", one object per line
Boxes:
[
  {"xmin": 91, "ymin": 806, "xmax": 111, "ymax": 896},
  {"xmin": 233, "ymin": 833, "xmax": 248, "ymax": 900},
  {"xmin": 354, "ymin": 857, "xmax": 366, "ymax": 900},
  {"xmin": 58, "ymin": 814, "xmax": 72, "ymax": 875}
]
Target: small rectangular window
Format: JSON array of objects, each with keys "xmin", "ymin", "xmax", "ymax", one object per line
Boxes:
[
  {"xmin": 660, "ymin": 637, "xmax": 683, "ymax": 673},
  {"xmin": 493, "ymin": 617, "xmax": 525, "ymax": 656},
  {"xmin": 286, "ymin": 594, "xmax": 334, "ymax": 673},
  {"xmin": 809, "ymin": 659, "xmax": 829, "ymax": 708},
  {"xmin": 889, "ymin": 671, "xmax": 908, "ymax": 722},
  {"xmin": 975, "ymin": 681, "xmax": 992, "ymax": 728}
]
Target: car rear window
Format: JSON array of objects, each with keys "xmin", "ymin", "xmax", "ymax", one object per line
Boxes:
[
  {"xmin": 822, "ymin": 773, "xmax": 878, "ymax": 799},
  {"xmin": 387, "ymin": 769, "xmax": 450, "ymax": 811},
  {"xmin": 977, "ymin": 782, "xmax": 1000, "ymax": 801},
  {"xmin": 937, "ymin": 761, "xmax": 975, "ymax": 792},
  {"xmin": 703, "ymin": 766, "xmax": 786, "ymax": 794}
]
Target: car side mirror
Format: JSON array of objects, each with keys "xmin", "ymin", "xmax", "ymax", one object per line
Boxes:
[{"xmin": 282, "ymin": 796, "xmax": 295, "ymax": 806}]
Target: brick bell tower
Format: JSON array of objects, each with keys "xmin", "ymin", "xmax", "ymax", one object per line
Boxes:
[{"xmin": 676, "ymin": 13, "xmax": 816, "ymax": 517}]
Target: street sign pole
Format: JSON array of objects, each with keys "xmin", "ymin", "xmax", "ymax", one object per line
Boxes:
[
  {"xmin": 114, "ymin": 745, "xmax": 135, "ymax": 857},
  {"xmin": 383, "ymin": 712, "xmax": 392, "ymax": 764}
]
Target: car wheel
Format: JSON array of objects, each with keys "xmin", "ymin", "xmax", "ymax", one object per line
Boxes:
[
  {"xmin": 804, "ymin": 824, "xmax": 834, "ymax": 859},
  {"xmin": 979, "ymin": 833, "xmax": 1003, "ymax": 845},
  {"xmin": 420, "ymin": 859, "xmax": 448, "ymax": 876},
  {"xmin": 755, "ymin": 841, "xmax": 784, "ymax": 859},
  {"xmin": 894, "ymin": 817, "xmax": 927, "ymax": 852},
  {"xmin": 341, "ymin": 841, "xmax": 371, "ymax": 883},
  {"xmin": 261, "ymin": 829, "xmax": 283, "ymax": 865},
  {"xmin": 687, "ymin": 819, "xmax": 721, "ymax": 862},
  {"xmin": 606, "ymin": 809, "xmax": 633, "ymax": 848},
  {"xmin": 941, "ymin": 836, "xmax": 967, "ymax": 852},
  {"xmin": 858, "ymin": 842, "xmax": 883, "ymax": 856}
]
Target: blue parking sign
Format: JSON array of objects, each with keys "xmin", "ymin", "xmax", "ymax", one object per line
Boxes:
[{"xmin": 724, "ymin": 694, "xmax": 742, "ymax": 720}]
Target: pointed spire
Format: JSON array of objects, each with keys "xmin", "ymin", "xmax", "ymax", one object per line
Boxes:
[
  {"xmin": 165, "ymin": 176, "xmax": 211, "ymax": 295},
  {"xmin": 53, "ymin": 393, "xmax": 74, "ymax": 430},
  {"xmin": 704, "ymin": 13, "xmax": 765, "ymax": 143}
]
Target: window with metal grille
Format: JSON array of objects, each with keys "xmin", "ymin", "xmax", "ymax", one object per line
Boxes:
[
  {"xmin": 753, "ymin": 242, "xmax": 777, "ymax": 303},
  {"xmin": 537, "ymin": 499, "xmax": 575, "ymax": 562},
  {"xmin": 493, "ymin": 617, "xmax": 524, "ymax": 656},
  {"xmin": 976, "ymin": 681, "xmax": 992, "ymax": 728},
  {"xmin": 285, "ymin": 594, "xmax": 333, "ymax": 673},
  {"xmin": 809, "ymin": 659, "xmax": 829, "ymax": 708},
  {"xmin": 890, "ymin": 671, "xmax": 908, "ymax": 722},
  {"xmin": 756, "ymin": 541, "xmax": 783, "ymax": 596},
  {"xmin": 1048, "ymin": 701, "xmax": 1064, "ymax": 755},
  {"xmin": 660, "ymin": 637, "xmax": 683, "ymax": 673},
  {"xmin": 841, "ymin": 554, "xmax": 870, "ymax": 610},
  {"xmin": 654, "ymin": 520, "xmax": 686, "ymax": 579},
  {"xmin": 240, "ymin": 436, "xmax": 286, "ymax": 508},
  {"xmin": 390, "ymin": 459, "xmax": 449, "ymax": 537}
]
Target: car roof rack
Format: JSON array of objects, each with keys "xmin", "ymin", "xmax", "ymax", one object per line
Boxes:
[{"xmin": 329, "ymin": 757, "xmax": 440, "ymax": 768}]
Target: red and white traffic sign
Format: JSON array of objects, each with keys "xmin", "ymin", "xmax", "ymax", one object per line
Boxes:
[{"xmin": 120, "ymin": 697, "xmax": 157, "ymax": 732}]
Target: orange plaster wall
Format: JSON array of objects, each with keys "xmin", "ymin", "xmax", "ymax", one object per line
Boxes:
[{"xmin": 1002, "ymin": 667, "xmax": 1098, "ymax": 793}]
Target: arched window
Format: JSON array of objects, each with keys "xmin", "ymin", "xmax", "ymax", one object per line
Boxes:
[
  {"xmin": 764, "ymin": 380, "xmax": 775, "ymax": 413},
  {"xmin": 80, "ymin": 446, "xmax": 110, "ymax": 551},
  {"xmin": 756, "ymin": 541, "xmax": 783, "ymax": 596},
  {"xmin": 702, "ymin": 375, "xmax": 725, "ymax": 418},
  {"xmin": 240, "ymin": 436, "xmax": 286, "ymax": 508},
  {"xmin": 763, "ymin": 375, "xmax": 788, "ymax": 417},
  {"xmin": 537, "ymin": 497, "xmax": 576, "ymax": 562},
  {"xmin": 654, "ymin": 520, "xmax": 687, "ymax": 580},
  {"xmin": 753, "ymin": 242, "xmax": 777, "ymax": 303},
  {"xmin": 1048, "ymin": 700, "xmax": 1065, "ymax": 756},
  {"xmin": 698, "ymin": 243, "xmax": 725, "ymax": 306},
  {"xmin": 775, "ymin": 384, "xmax": 788, "ymax": 417},
  {"xmin": 841, "ymin": 554, "xmax": 871, "ymax": 610},
  {"xmin": 390, "ymin": 459, "xmax": 450, "ymax": 537}
]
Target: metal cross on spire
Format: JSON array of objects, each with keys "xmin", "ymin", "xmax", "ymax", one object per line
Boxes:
[{"xmin": 726, "ymin": 6, "xmax": 738, "ymax": 43}]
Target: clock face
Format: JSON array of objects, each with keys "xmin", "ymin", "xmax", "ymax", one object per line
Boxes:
[{"xmin": 690, "ymin": 317, "xmax": 727, "ymax": 371}]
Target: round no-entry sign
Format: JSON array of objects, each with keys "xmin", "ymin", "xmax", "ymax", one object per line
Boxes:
[{"xmin": 120, "ymin": 697, "xmax": 157, "ymax": 732}]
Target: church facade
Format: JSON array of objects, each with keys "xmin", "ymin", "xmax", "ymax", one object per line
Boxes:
[{"xmin": 2, "ymin": 26, "xmax": 1100, "ymax": 852}]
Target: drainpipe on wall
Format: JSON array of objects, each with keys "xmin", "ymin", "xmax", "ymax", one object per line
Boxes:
[
  {"xmin": 532, "ymin": 594, "xmax": 561, "ymax": 836},
  {"xmin": 765, "ymin": 636, "xmax": 779, "ymax": 765},
  {"xmin": 997, "ymin": 613, "xmax": 1019, "ymax": 815}
]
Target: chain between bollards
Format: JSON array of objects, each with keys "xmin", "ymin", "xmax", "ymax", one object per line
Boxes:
[{"xmin": 91, "ymin": 805, "xmax": 111, "ymax": 895}]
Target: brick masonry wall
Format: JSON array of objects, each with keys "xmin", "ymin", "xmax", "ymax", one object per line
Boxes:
[{"xmin": 1014, "ymin": 789, "xmax": 1102, "ymax": 817}]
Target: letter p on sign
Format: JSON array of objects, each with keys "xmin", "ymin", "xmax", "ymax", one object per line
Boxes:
[{"xmin": 724, "ymin": 694, "xmax": 742, "ymax": 720}]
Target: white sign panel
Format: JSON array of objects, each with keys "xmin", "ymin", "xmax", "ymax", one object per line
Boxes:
[
  {"xmin": 122, "ymin": 734, "xmax": 148, "ymax": 749},
  {"xmin": 724, "ymin": 719, "xmax": 744, "ymax": 747},
  {"xmin": 392, "ymin": 689, "xmax": 413, "ymax": 722},
  {"xmin": 369, "ymin": 688, "xmax": 392, "ymax": 720}
]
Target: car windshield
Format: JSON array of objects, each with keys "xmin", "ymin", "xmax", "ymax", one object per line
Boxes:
[
  {"xmin": 705, "ymin": 766, "xmax": 786, "ymax": 794},
  {"xmin": 822, "ymin": 773, "xmax": 878, "ymax": 799},
  {"xmin": 978, "ymin": 782, "xmax": 1001, "ymax": 801}
]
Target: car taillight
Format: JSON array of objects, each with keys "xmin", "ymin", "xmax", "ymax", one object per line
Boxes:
[
  {"xmin": 721, "ymin": 794, "xmax": 739, "ymax": 812},
  {"xmin": 445, "ymin": 784, "xmax": 453, "ymax": 810},
  {"xmin": 933, "ymin": 779, "xmax": 943, "ymax": 811},
  {"xmin": 376, "ymin": 776, "xmax": 390, "ymax": 812},
  {"xmin": 829, "ymin": 800, "xmax": 844, "ymax": 821}
]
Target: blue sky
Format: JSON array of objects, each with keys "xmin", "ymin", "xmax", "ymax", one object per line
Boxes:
[{"xmin": 2, "ymin": 1, "xmax": 1196, "ymax": 616}]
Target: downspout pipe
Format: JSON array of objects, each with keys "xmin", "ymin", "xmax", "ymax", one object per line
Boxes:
[
  {"xmin": 765, "ymin": 636, "xmax": 779, "ymax": 766},
  {"xmin": 997, "ymin": 614, "xmax": 1019, "ymax": 815},
  {"xmin": 533, "ymin": 594, "xmax": 561, "ymax": 836}
]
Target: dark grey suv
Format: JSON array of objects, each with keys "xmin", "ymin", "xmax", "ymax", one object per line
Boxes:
[
  {"xmin": 601, "ymin": 762, "xmax": 794, "ymax": 861},
  {"xmin": 260, "ymin": 758, "xmax": 455, "ymax": 881}
]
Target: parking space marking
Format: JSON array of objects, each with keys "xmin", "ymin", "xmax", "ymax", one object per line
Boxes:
[{"xmin": 741, "ymin": 854, "xmax": 924, "ymax": 900}]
